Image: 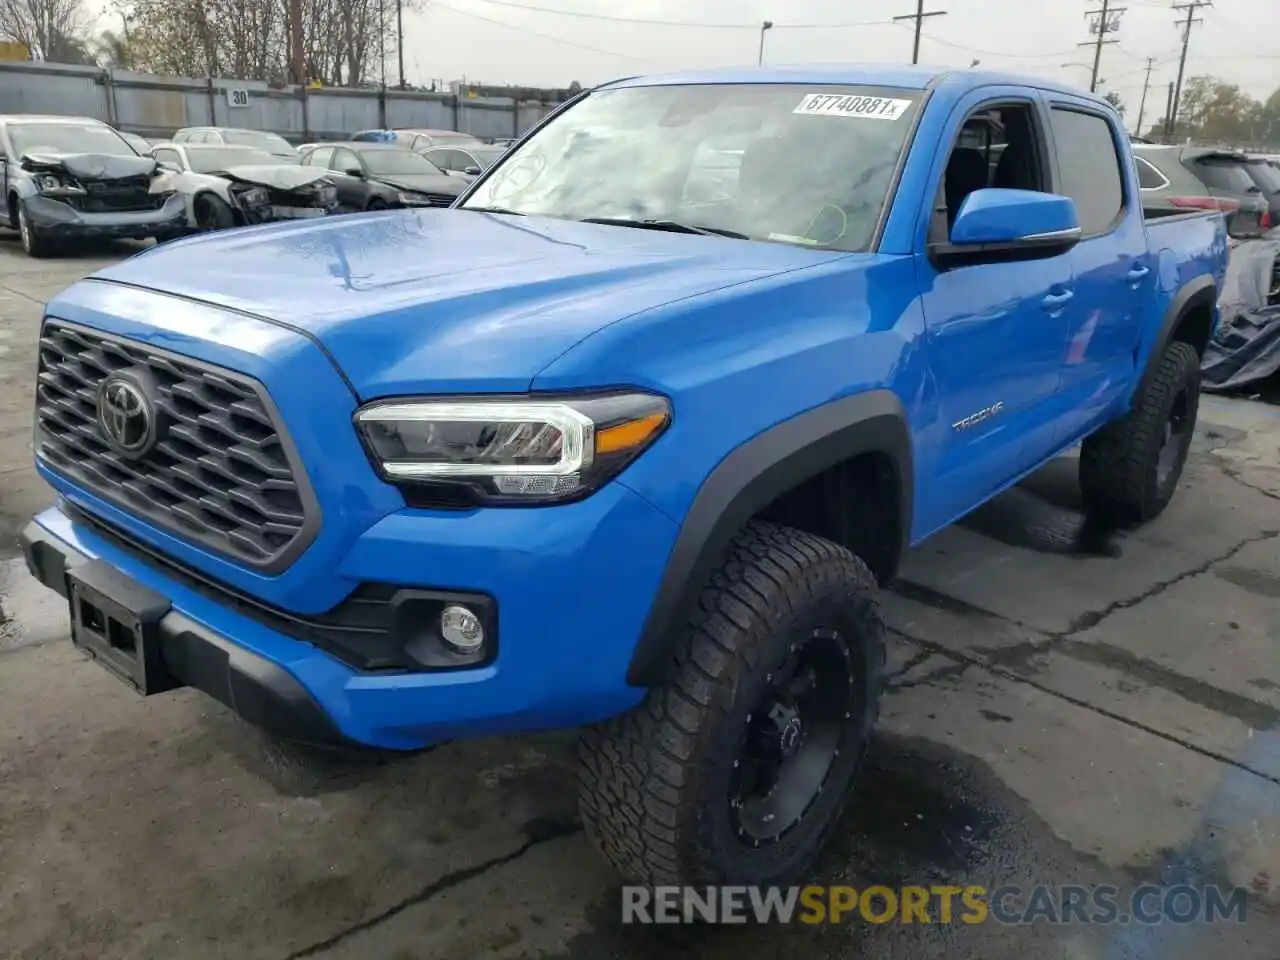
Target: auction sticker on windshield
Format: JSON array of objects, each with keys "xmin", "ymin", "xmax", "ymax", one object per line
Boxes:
[{"xmin": 793, "ymin": 94, "xmax": 914, "ymax": 121}]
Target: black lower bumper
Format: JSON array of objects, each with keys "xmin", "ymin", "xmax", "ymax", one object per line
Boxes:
[
  {"xmin": 20, "ymin": 520, "xmax": 352, "ymax": 749},
  {"xmin": 24, "ymin": 194, "xmax": 188, "ymax": 240}
]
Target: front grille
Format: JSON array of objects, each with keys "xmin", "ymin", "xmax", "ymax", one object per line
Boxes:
[
  {"xmin": 36, "ymin": 320, "xmax": 317, "ymax": 573},
  {"xmin": 424, "ymin": 193, "xmax": 457, "ymax": 207},
  {"xmin": 70, "ymin": 180, "xmax": 168, "ymax": 213}
]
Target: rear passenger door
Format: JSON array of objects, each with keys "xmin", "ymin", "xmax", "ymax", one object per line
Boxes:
[{"xmin": 1044, "ymin": 102, "xmax": 1150, "ymax": 441}]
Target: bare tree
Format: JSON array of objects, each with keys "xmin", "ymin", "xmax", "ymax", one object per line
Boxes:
[
  {"xmin": 0, "ymin": 0, "xmax": 89, "ymax": 61},
  {"xmin": 125, "ymin": 0, "xmax": 404, "ymax": 85}
]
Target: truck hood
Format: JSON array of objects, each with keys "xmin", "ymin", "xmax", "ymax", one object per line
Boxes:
[
  {"xmin": 89, "ymin": 209, "xmax": 844, "ymax": 397},
  {"xmin": 21, "ymin": 151, "xmax": 158, "ymax": 180}
]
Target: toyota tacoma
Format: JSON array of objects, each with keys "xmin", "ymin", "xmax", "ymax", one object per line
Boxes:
[{"xmin": 21, "ymin": 66, "xmax": 1228, "ymax": 886}]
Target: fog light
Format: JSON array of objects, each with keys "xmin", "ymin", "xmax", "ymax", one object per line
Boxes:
[{"xmin": 440, "ymin": 604, "xmax": 484, "ymax": 653}]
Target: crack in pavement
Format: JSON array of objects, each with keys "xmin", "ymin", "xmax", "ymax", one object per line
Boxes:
[
  {"xmin": 280, "ymin": 817, "xmax": 583, "ymax": 959},
  {"xmin": 1055, "ymin": 528, "xmax": 1280, "ymax": 638},
  {"xmin": 1215, "ymin": 458, "xmax": 1280, "ymax": 503},
  {"xmin": 895, "ymin": 528, "xmax": 1280, "ymax": 674},
  {"xmin": 888, "ymin": 626, "xmax": 1280, "ymax": 788}
]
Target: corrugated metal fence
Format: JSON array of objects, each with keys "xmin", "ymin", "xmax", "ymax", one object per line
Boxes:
[{"xmin": 0, "ymin": 60, "xmax": 559, "ymax": 142}]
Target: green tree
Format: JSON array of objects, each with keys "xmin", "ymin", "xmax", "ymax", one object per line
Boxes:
[{"xmin": 1103, "ymin": 91, "xmax": 1125, "ymax": 117}]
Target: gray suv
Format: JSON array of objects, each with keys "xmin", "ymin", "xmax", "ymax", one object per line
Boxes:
[{"xmin": 1132, "ymin": 144, "xmax": 1268, "ymax": 237}]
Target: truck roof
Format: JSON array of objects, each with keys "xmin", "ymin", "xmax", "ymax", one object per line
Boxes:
[{"xmin": 601, "ymin": 64, "xmax": 1112, "ymax": 108}]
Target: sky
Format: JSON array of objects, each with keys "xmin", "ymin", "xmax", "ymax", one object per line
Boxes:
[
  {"xmin": 392, "ymin": 0, "xmax": 1277, "ymax": 119},
  {"xmin": 87, "ymin": 0, "xmax": 1278, "ymax": 125}
]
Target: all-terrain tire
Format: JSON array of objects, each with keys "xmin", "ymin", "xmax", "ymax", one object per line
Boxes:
[
  {"xmin": 1079, "ymin": 340, "xmax": 1202, "ymax": 523},
  {"xmin": 578, "ymin": 520, "xmax": 885, "ymax": 886}
]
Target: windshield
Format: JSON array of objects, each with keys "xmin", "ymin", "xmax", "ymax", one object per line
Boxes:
[
  {"xmin": 1247, "ymin": 161, "xmax": 1280, "ymax": 194},
  {"xmin": 1194, "ymin": 158, "xmax": 1259, "ymax": 195},
  {"xmin": 7, "ymin": 121, "xmax": 136, "ymax": 158},
  {"xmin": 461, "ymin": 83, "xmax": 923, "ymax": 251},
  {"xmin": 361, "ymin": 149, "xmax": 444, "ymax": 176},
  {"xmin": 222, "ymin": 130, "xmax": 297, "ymax": 156},
  {"xmin": 470, "ymin": 147, "xmax": 506, "ymax": 167},
  {"xmin": 186, "ymin": 146, "xmax": 277, "ymax": 173}
]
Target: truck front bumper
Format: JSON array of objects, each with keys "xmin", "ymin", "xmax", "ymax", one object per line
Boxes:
[
  {"xmin": 21, "ymin": 486, "xmax": 678, "ymax": 751},
  {"xmin": 24, "ymin": 193, "xmax": 188, "ymax": 240}
]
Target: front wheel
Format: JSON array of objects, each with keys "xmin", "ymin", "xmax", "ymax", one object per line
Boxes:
[
  {"xmin": 578, "ymin": 521, "xmax": 885, "ymax": 885},
  {"xmin": 1079, "ymin": 340, "xmax": 1202, "ymax": 523},
  {"xmin": 194, "ymin": 194, "xmax": 236, "ymax": 231},
  {"xmin": 17, "ymin": 202, "xmax": 56, "ymax": 258},
  {"xmin": 367, "ymin": 197, "xmax": 388, "ymax": 211}
]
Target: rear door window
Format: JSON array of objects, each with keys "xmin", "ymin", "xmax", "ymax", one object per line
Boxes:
[{"xmin": 1049, "ymin": 107, "xmax": 1125, "ymax": 236}]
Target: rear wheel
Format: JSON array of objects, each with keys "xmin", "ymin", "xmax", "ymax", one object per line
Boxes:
[
  {"xmin": 367, "ymin": 197, "xmax": 388, "ymax": 211},
  {"xmin": 1079, "ymin": 340, "xmax": 1202, "ymax": 523},
  {"xmin": 578, "ymin": 521, "xmax": 885, "ymax": 885}
]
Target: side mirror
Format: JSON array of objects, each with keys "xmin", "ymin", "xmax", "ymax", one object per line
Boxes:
[
  {"xmin": 464, "ymin": 165, "xmax": 482, "ymax": 176},
  {"xmin": 936, "ymin": 188, "xmax": 1081, "ymax": 264},
  {"xmin": 341, "ymin": 166, "xmax": 364, "ymax": 178}
]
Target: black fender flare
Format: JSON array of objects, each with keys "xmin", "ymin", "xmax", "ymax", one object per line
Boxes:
[
  {"xmin": 1136, "ymin": 273, "xmax": 1217, "ymax": 398},
  {"xmin": 626, "ymin": 389, "xmax": 913, "ymax": 686}
]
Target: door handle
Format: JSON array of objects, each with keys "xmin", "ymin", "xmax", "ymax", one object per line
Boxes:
[
  {"xmin": 1041, "ymin": 290, "xmax": 1075, "ymax": 310},
  {"xmin": 1127, "ymin": 264, "xmax": 1150, "ymax": 283}
]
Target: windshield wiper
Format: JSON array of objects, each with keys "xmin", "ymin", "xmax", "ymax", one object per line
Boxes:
[
  {"xmin": 465, "ymin": 205, "xmax": 526, "ymax": 216},
  {"xmin": 579, "ymin": 217, "xmax": 747, "ymax": 239}
]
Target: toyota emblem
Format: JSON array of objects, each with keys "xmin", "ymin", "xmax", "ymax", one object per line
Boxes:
[{"xmin": 97, "ymin": 375, "xmax": 155, "ymax": 455}]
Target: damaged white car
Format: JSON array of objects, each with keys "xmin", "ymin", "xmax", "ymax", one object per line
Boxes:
[{"xmin": 148, "ymin": 144, "xmax": 339, "ymax": 231}]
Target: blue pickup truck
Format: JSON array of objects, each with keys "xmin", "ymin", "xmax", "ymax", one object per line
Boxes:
[{"xmin": 21, "ymin": 65, "xmax": 1227, "ymax": 886}]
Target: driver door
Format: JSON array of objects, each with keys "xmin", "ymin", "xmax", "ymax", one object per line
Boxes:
[{"xmin": 914, "ymin": 92, "xmax": 1077, "ymax": 534}]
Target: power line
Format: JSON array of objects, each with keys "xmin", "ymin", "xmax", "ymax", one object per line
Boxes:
[
  {"xmin": 426, "ymin": 0, "xmax": 649, "ymax": 62},
  {"xmin": 459, "ymin": 0, "xmax": 897, "ymax": 30},
  {"xmin": 1168, "ymin": 1, "xmax": 1210, "ymax": 138},
  {"xmin": 1078, "ymin": 0, "xmax": 1125, "ymax": 93},
  {"xmin": 893, "ymin": 0, "xmax": 948, "ymax": 65},
  {"xmin": 914, "ymin": 31, "xmax": 1077, "ymax": 60}
]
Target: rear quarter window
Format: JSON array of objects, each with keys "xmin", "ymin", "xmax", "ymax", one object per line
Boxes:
[
  {"xmin": 1134, "ymin": 156, "xmax": 1168, "ymax": 190},
  {"xmin": 1049, "ymin": 107, "xmax": 1125, "ymax": 236}
]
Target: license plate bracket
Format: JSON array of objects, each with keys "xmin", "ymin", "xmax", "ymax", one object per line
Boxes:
[{"xmin": 66, "ymin": 560, "xmax": 180, "ymax": 695}]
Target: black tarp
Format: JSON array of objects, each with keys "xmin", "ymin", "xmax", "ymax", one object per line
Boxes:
[{"xmin": 1201, "ymin": 230, "xmax": 1280, "ymax": 394}]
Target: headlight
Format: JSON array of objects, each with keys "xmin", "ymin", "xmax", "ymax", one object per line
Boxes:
[
  {"xmin": 34, "ymin": 174, "xmax": 83, "ymax": 194},
  {"xmin": 240, "ymin": 187, "xmax": 270, "ymax": 206},
  {"xmin": 396, "ymin": 191, "xmax": 426, "ymax": 205},
  {"xmin": 317, "ymin": 184, "xmax": 337, "ymax": 204},
  {"xmin": 354, "ymin": 392, "xmax": 671, "ymax": 506}
]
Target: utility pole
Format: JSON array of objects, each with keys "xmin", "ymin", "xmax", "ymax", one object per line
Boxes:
[
  {"xmin": 1169, "ymin": 1, "xmax": 1209, "ymax": 142},
  {"xmin": 1163, "ymin": 81, "xmax": 1175, "ymax": 139},
  {"xmin": 289, "ymin": 0, "xmax": 307, "ymax": 138},
  {"xmin": 1079, "ymin": 0, "xmax": 1124, "ymax": 93},
  {"xmin": 757, "ymin": 21, "xmax": 772, "ymax": 65},
  {"xmin": 1134, "ymin": 56, "xmax": 1155, "ymax": 136},
  {"xmin": 396, "ymin": 0, "xmax": 405, "ymax": 88},
  {"xmin": 892, "ymin": 0, "xmax": 947, "ymax": 66}
]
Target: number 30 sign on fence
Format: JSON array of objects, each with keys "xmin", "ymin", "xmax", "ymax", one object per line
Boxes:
[{"xmin": 226, "ymin": 87, "xmax": 250, "ymax": 108}]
